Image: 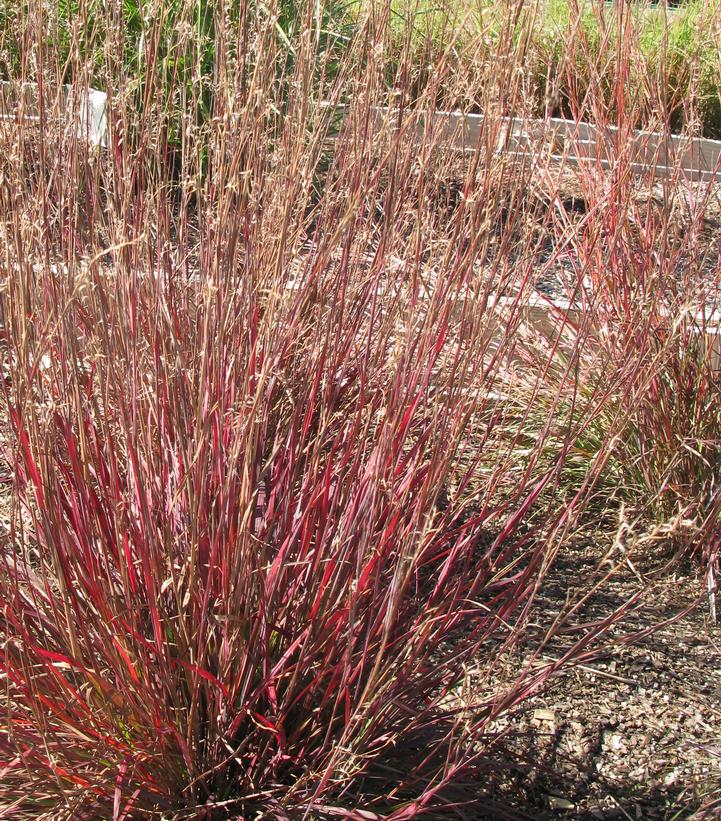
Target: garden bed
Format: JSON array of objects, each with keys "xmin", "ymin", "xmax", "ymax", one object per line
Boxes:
[{"xmin": 323, "ymin": 110, "xmax": 721, "ymax": 370}]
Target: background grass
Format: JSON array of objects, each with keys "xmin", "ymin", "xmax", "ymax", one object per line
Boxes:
[
  {"xmin": 2, "ymin": 0, "xmax": 719, "ymax": 136},
  {"xmin": 376, "ymin": 0, "xmax": 721, "ymax": 136}
]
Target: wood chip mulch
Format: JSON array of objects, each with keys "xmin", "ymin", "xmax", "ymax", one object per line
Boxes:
[{"xmin": 475, "ymin": 538, "xmax": 721, "ymax": 820}]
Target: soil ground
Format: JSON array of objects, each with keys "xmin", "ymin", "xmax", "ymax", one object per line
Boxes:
[{"xmin": 479, "ymin": 536, "xmax": 721, "ymax": 820}]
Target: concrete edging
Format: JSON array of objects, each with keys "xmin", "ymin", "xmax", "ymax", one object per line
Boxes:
[{"xmin": 330, "ymin": 104, "xmax": 721, "ymax": 183}]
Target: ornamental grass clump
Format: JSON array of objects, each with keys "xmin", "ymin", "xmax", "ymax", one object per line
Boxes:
[
  {"xmin": 2, "ymin": 0, "xmax": 719, "ymax": 816},
  {"xmin": 500, "ymin": 75, "xmax": 721, "ymax": 584},
  {"xmin": 568, "ymin": 144, "xmax": 721, "ymax": 577},
  {"xmin": 0, "ymin": 2, "xmax": 640, "ymax": 817}
]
